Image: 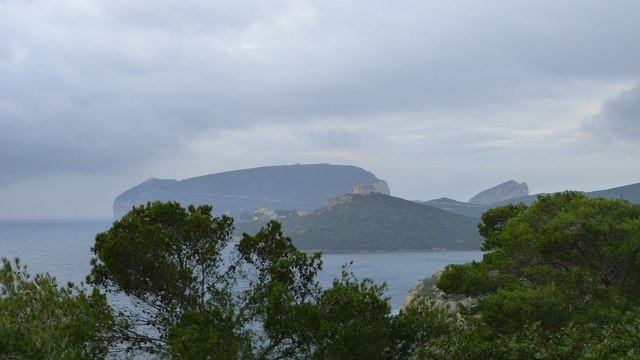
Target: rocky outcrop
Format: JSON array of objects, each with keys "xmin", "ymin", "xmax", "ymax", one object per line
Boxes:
[
  {"xmin": 325, "ymin": 194, "xmax": 353, "ymax": 209},
  {"xmin": 353, "ymin": 180, "xmax": 390, "ymax": 195},
  {"xmin": 402, "ymin": 269, "xmax": 477, "ymax": 315},
  {"xmin": 469, "ymin": 180, "xmax": 529, "ymax": 205}
]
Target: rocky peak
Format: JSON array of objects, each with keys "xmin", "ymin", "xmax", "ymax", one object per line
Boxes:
[
  {"xmin": 469, "ymin": 180, "xmax": 529, "ymax": 205},
  {"xmin": 353, "ymin": 180, "xmax": 391, "ymax": 195}
]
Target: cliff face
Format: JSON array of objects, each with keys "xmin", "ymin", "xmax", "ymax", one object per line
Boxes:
[
  {"xmin": 468, "ymin": 180, "xmax": 529, "ymax": 205},
  {"xmin": 353, "ymin": 180, "xmax": 391, "ymax": 195},
  {"xmin": 113, "ymin": 164, "xmax": 389, "ymax": 219}
]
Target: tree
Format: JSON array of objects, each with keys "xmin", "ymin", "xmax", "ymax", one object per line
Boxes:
[
  {"xmin": 314, "ymin": 267, "xmax": 390, "ymax": 360},
  {"xmin": 237, "ymin": 220, "xmax": 324, "ymax": 359},
  {"xmin": 386, "ymin": 296, "xmax": 452, "ymax": 359},
  {"xmin": 166, "ymin": 308, "xmax": 252, "ymax": 360},
  {"xmin": 421, "ymin": 192, "xmax": 640, "ymax": 358},
  {"xmin": 88, "ymin": 201, "xmax": 244, "ymax": 355},
  {"xmin": 89, "ymin": 201, "xmax": 394, "ymax": 358},
  {"xmin": 0, "ymin": 257, "xmax": 115, "ymax": 359}
]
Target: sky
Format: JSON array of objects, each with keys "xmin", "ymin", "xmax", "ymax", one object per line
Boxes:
[{"xmin": 1, "ymin": 0, "xmax": 639, "ymax": 220}]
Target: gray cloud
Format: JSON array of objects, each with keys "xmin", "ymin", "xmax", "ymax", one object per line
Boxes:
[
  {"xmin": 308, "ymin": 128, "xmax": 361, "ymax": 149},
  {"xmin": 1, "ymin": 0, "xmax": 640, "ymax": 217},
  {"xmin": 593, "ymin": 84, "xmax": 640, "ymax": 139}
]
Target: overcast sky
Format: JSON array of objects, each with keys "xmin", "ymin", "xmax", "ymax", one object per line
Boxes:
[{"xmin": 1, "ymin": 0, "xmax": 639, "ymax": 219}]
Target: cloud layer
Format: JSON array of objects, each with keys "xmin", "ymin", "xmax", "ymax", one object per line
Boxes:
[
  {"xmin": 1, "ymin": 0, "xmax": 640, "ymax": 218},
  {"xmin": 593, "ymin": 84, "xmax": 640, "ymax": 139}
]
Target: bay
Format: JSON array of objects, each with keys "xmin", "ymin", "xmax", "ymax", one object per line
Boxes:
[{"xmin": 0, "ymin": 220, "xmax": 482, "ymax": 313}]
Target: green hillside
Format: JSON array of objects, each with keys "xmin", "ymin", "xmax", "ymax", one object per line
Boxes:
[{"xmin": 270, "ymin": 193, "xmax": 483, "ymax": 252}]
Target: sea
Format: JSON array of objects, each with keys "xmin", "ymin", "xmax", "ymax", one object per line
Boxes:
[{"xmin": 0, "ymin": 220, "xmax": 483, "ymax": 313}]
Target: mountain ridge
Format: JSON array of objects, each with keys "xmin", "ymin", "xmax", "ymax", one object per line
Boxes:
[
  {"xmin": 113, "ymin": 164, "xmax": 389, "ymax": 219},
  {"xmin": 422, "ymin": 182, "xmax": 640, "ymax": 218}
]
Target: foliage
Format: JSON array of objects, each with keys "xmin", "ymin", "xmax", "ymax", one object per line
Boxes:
[
  {"xmin": 166, "ymin": 308, "xmax": 252, "ymax": 360},
  {"xmin": 417, "ymin": 192, "xmax": 640, "ymax": 358},
  {"xmin": 88, "ymin": 201, "xmax": 398, "ymax": 358},
  {"xmin": 436, "ymin": 261, "xmax": 510, "ymax": 296},
  {"xmin": 237, "ymin": 220, "xmax": 324, "ymax": 359},
  {"xmin": 7, "ymin": 192, "xmax": 640, "ymax": 358},
  {"xmin": 314, "ymin": 267, "xmax": 391, "ymax": 360},
  {"xmin": 477, "ymin": 202, "xmax": 528, "ymax": 251},
  {"xmin": 0, "ymin": 257, "xmax": 114, "ymax": 359},
  {"xmin": 88, "ymin": 201, "xmax": 239, "ymax": 354},
  {"xmin": 386, "ymin": 297, "xmax": 452, "ymax": 359}
]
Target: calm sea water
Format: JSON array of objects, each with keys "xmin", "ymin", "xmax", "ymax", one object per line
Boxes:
[{"xmin": 0, "ymin": 220, "xmax": 482, "ymax": 313}]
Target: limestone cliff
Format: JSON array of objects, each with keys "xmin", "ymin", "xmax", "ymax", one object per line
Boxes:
[{"xmin": 353, "ymin": 180, "xmax": 390, "ymax": 195}]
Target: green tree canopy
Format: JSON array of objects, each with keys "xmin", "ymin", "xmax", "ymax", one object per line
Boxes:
[
  {"xmin": 8, "ymin": 193, "xmax": 640, "ymax": 358},
  {"xmin": 88, "ymin": 201, "xmax": 395, "ymax": 358},
  {"xmin": 0, "ymin": 257, "xmax": 115, "ymax": 359},
  {"xmin": 89, "ymin": 201, "xmax": 240, "ymax": 355},
  {"xmin": 423, "ymin": 192, "xmax": 640, "ymax": 358}
]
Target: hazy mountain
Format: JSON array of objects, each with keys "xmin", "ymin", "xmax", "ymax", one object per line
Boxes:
[
  {"xmin": 468, "ymin": 180, "xmax": 529, "ymax": 204},
  {"xmin": 113, "ymin": 168, "xmax": 639, "ymax": 253},
  {"xmin": 586, "ymin": 182, "xmax": 640, "ymax": 203},
  {"xmin": 113, "ymin": 164, "xmax": 390, "ymax": 219},
  {"xmin": 422, "ymin": 181, "xmax": 640, "ymax": 219},
  {"xmin": 416, "ymin": 197, "xmax": 488, "ymax": 219},
  {"xmin": 247, "ymin": 193, "xmax": 484, "ymax": 252}
]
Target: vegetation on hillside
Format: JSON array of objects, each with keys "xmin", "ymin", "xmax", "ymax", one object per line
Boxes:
[
  {"xmin": 3, "ymin": 193, "xmax": 640, "ymax": 358},
  {"xmin": 420, "ymin": 191, "xmax": 640, "ymax": 358},
  {"xmin": 0, "ymin": 258, "xmax": 115, "ymax": 358},
  {"xmin": 88, "ymin": 201, "xmax": 395, "ymax": 358},
  {"xmin": 237, "ymin": 193, "xmax": 483, "ymax": 252}
]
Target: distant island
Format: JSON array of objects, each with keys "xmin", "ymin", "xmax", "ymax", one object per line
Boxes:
[
  {"xmin": 113, "ymin": 164, "xmax": 389, "ymax": 220},
  {"xmin": 236, "ymin": 192, "xmax": 483, "ymax": 252},
  {"xmin": 113, "ymin": 164, "xmax": 640, "ymax": 253}
]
